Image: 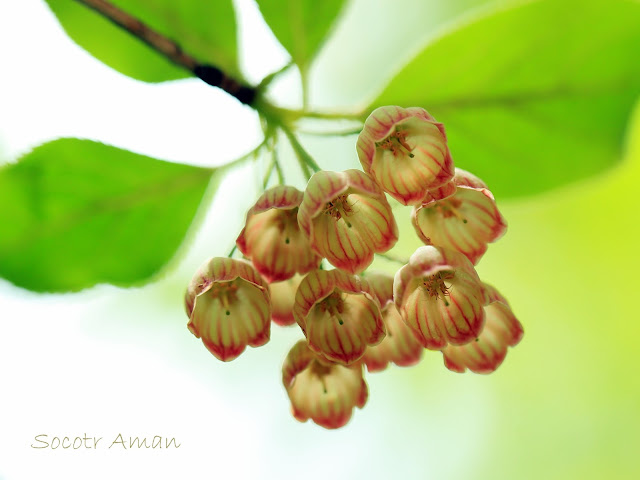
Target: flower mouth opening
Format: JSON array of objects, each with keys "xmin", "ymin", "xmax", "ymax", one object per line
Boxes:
[
  {"xmin": 316, "ymin": 289, "xmax": 347, "ymax": 324},
  {"xmin": 433, "ymin": 198, "xmax": 467, "ymax": 223},
  {"xmin": 276, "ymin": 207, "xmax": 299, "ymax": 244},
  {"xmin": 323, "ymin": 194, "xmax": 357, "ymax": 225},
  {"xmin": 203, "ymin": 278, "xmax": 244, "ymax": 315},
  {"xmin": 375, "ymin": 127, "xmax": 415, "ymax": 158},
  {"xmin": 421, "ymin": 269, "xmax": 456, "ymax": 305}
]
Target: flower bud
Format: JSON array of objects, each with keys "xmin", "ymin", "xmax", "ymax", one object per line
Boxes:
[
  {"xmin": 185, "ymin": 258, "xmax": 271, "ymax": 361},
  {"xmin": 297, "ymin": 169, "xmax": 398, "ymax": 274},
  {"xmin": 356, "ymin": 106, "xmax": 454, "ymax": 205},
  {"xmin": 412, "ymin": 169, "xmax": 506, "ymax": 264},
  {"xmin": 293, "ymin": 269, "xmax": 385, "ymax": 365},
  {"xmin": 236, "ymin": 185, "xmax": 321, "ymax": 282},
  {"xmin": 394, "ymin": 246, "xmax": 486, "ymax": 350},
  {"xmin": 283, "ymin": 340, "xmax": 368, "ymax": 429},
  {"xmin": 442, "ymin": 284, "xmax": 523, "ymax": 374}
]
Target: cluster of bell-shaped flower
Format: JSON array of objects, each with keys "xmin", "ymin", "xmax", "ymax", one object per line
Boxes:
[{"xmin": 185, "ymin": 106, "xmax": 524, "ymax": 429}]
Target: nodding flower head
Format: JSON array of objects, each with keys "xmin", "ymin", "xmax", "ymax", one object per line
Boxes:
[
  {"xmin": 394, "ymin": 246, "xmax": 487, "ymax": 350},
  {"xmin": 236, "ymin": 185, "xmax": 322, "ymax": 282},
  {"xmin": 185, "ymin": 258, "xmax": 271, "ymax": 361},
  {"xmin": 297, "ymin": 169, "xmax": 398, "ymax": 274},
  {"xmin": 293, "ymin": 269, "xmax": 386, "ymax": 365},
  {"xmin": 442, "ymin": 283, "xmax": 523, "ymax": 374},
  {"xmin": 356, "ymin": 106, "xmax": 454, "ymax": 205},
  {"xmin": 412, "ymin": 169, "xmax": 507, "ymax": 264},
  {"xmin": 361, "ymin": 272, "xmax": 423, "ymax": 372},
  {"xmin": 283, "ymin": 340, "xmax": 368, "ymax": 429}
]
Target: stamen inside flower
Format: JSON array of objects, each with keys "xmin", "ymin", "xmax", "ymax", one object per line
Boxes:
[
  {"xmin": 208, "ymin": 280, "xmax": 240, "ymax": 315},
  {"xmin": 422, "ymin": 270, "xmax": 455, "ymax": 306},
  {"xmin": 276, "ymin": 207, "xmax": 300, "ymax": 244},
  {"xmin": 323, "ymin": 194, "xmax": 355, "ymax": 226},
  {"xmin": 375, "ymin": 128, "xmax": 415, "ymax": 158},
  {"xmin": 316, "ymin": 289, "xmax": 346, "ymax": 324},
  {"xmin": 434, "ymin": 198, "xmax": 468, "ymax": 223}
]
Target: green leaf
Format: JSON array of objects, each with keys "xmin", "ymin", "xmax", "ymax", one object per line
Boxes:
[
  {"xmin": 44, "ymin": 0, "xmax": 240, "ymax": 83},
  {"xmin": 369, "ymin": 0, "xmax": 640, "ymax": 197},
  {"xmin": 0, "ymin": 139, "xmax": 214, "ymax": 292},
  {"xmin": 256, "ymin": 0, "xmax": 346, "ymax": 74}
]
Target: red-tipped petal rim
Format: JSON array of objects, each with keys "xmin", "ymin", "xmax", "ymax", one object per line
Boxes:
[
  {"xmin": 363, "ymin": 304, "xmax": 423, "ymax": 372},
  {"xmin": 442, "ymin": 300, "xmax": 523, "ymax": 374}
]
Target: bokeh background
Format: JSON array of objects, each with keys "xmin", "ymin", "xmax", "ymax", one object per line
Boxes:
[{"xmin": 1, "ymin": 0, "xmax": 639, "ymax": 479}]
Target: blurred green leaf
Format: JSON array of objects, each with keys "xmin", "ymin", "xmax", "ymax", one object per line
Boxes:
[
  {"xmin": 256, "ymin": 0, "xmax": 346, "ymax": 74},
  {"xmin": 0, "ymin": 139, "xmax": 214, "ymax": 292},
  {"xmin": 370, "ymin": 0, "xmax": 640, "ymax": 197},
  {"xmin": 44, "ymin": 0, "xmax": 239, "ymax": 82}
]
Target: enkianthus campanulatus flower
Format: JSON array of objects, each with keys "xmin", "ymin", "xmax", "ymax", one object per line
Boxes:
[
  {"xmin": 361, "ymin": 272, "xmax": 423, "ymax": 372},
  {"xmin": 236, "ymin": 185, "xmax": 321, "ymax": 282},
  {"xmin": 185, "ymin": 258, "xmax": 271, "ymax": 361},
  {"xmin": 442, "ymin": 283, "xmax": 523, "ymax": 374},
  {"xmin": 293, "ymin": 269, "xmax": 385, "ymax": 365},
  {"xmin": 356, "ymin": 106, "xmax": 454, "ymax": 205},
  {"xmin": 283, "ymin": 340, "xmax": 368, "ymax": 429},
  {"xmin": 412, "ymin": 169, "xmax": 507, "ymax": 264},
  {"xmin": 394, "ymin": 246, "xmax": 487, "ymax": 350},
  {"xmin": 297, "ymin": 169, "xmax": 398, "ymax": 274}
]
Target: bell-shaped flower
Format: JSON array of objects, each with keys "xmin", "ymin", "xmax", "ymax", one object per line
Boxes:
[
  {"xmin": 442, "ymin": 284, "xmax": 523, "ymax": 374},
  {"xmin": 361, "ymin": 272, "xmax": 423, "ymax": 372},
  {"xmin": 269, "ymin": 274, "xmax": 303, "ymax": 327},
  {"xmin": 394, "ymin": 246, "xmax": 486, "ymax": 350},
  {"xmin": 412, "ymin": 168, "xmax": 507, "ymax": 264},
  {"xmin": 185, "ymin": 258, "xmax": 271, "ymax": 361},
  {"xmin": 293, "ymin": 269, "xmax": 385, "ymax": 365},
  {"xmin": 356, "ymin": 105, "xmax": 454, "ymax": 205},
  {"xmin": 237, "ymin": 185, "xmax": 321, "ymax": 282},
  {"xmin": 297, "ymin": 169, "xmax": 398, "ymax": 274},
  {"xmin": 282, "ymin": 340, "xmax": 368, "ymax": 429}
]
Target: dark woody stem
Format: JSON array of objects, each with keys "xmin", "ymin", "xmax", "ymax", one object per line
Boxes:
[{"xmin": 74, "ymin": 0, "xmax": 256, "ymax": 105}]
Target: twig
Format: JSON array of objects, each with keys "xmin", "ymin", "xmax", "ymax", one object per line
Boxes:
[{"xmin": 74, "ymin": 0, "xmax": 256, "ymax": 104}]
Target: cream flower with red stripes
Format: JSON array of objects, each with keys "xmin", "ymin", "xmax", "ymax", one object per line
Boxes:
[
  {"xmin": 269, "ymin": 274, "xmax": 303, "ymax": 326},
  {"xmin": 236, "ymin": 185, "xmax": 321, "ymax": 282},
  {"xmin": 283, "ymin": 340, "xmax": 368, "ymax": 429},
  {"xmin": 394, "ymin": 246, "xmax": 487, "ymax": 350},
  {"xmin": 185, "ymin": 258, "xmax": 271, "ymax": 361},
  {"xmin": 361, "ymin": 272, "xmax": 423, "ymax": 372},
  {"xmin": 412, "ymin": 169, "xmax": 507, "ymax": 264},
  {"xmin": 297, "ymin": 169, "xmax": 398, "ymax": 274},
  {"xmin": 356, "ymin": 106, "xmax": 454, "ymax": 205},
  {"xmin": 293, "ymin": 269, "xmax": 385, "ymax": 365},
  {"xmin": 442, "ymin": 283, "xmax": 523, "ymax": 374}
]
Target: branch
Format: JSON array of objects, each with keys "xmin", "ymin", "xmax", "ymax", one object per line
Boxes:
[{"xmin": 74, "ymin": 0, "xmax": 256, "ymax": 105}]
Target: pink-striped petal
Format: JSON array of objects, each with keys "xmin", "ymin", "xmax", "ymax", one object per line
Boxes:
[
  {"xmin": 185, "ymin": 258, "xmax": 271, "ymax": 361},
  {"xmin": 363, "ymin": 301, "xmax": 423, "ymax": 373},
  {"xmin": 269, "ymin": 274, "xmax": 303, "ymax": 326},
  {"xmin": 293, "ymin": 269, "xmax": 385, "ymax": 365},
  {"xmin": 356, "ymin": 106, "xmax": 454, "ymax": 205},
  {"xmin": 412, "ymin": 169, "xmax": 507, "ymax": 264},
  {"xmin": 236, "ymin": 185, "xmax": 321, "ymax": 282},
  {"xmin": 283, "ymin": 341, "xmax": 368, "ymax": 429},
  {"xmin": 298, "ymin": 170, "xmax": 398, "ymax": 274},
  {"xmin": 442, "ymin": 284, "xmax": 523, "ymax": 374},
  {"xmin": 394, "ymin": 246, "xmax": 486, "ymax": 350}
]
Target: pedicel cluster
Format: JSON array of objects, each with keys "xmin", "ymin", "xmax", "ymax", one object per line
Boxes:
[{"xmin": 184, "ymin": 105, "xmax": 524, "ymax": 429}]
